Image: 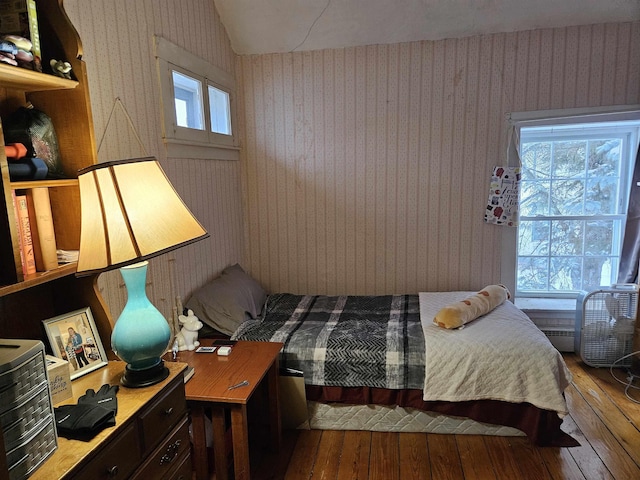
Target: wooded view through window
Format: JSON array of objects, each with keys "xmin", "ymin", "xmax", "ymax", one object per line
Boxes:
[{"xmin": 517, "ymin": 121, "xmax": 639, "ymax": 296}]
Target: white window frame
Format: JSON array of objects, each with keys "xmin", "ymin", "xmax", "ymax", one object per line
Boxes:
[
  {"xmin": 501, "ymin": 105, "xmax": 640, "ymax": 300},
  {"xmin": 154, "ymin": 35, "xmax": 239, "ymax": 160}
]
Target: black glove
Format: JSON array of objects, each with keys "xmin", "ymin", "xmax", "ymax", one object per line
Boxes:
[
  {"xmin": 77, "ymin": 384, "xmax": 119, "ymax": 415},
  {"xmin": 54, "ymin": 404, "xmax": 116, "ymax": 440}
]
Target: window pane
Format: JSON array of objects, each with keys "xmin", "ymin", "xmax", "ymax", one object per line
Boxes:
[
  {"xmin": 550, "ymin": 220, "xmax": 583, "ymax": 255},
  {"xmin": 586, "ymin": 176, "xmax": 617, "ymax": 214},
  {"xmin": 588, "ymin": 138, "xmax": 621, "ymax": 176},
  {"xmin": 208, "ymin": 85, "xmax": 232, "ymax": 135},
  {"xmin": 551, "ymin": 180, "xmax": 584, "ymax": 215},
  {"xmin": 517, "ymin": 257, "xmax": 549, "ymax": 290},
  {"xmin": 552, "ymin": 140, "xmax": 586, "ymax": 178},
  {"xmin": 584, "ymin": 220, "xmax": 614, "ymax": 255},
  {"xmin": 520, "ymin": 180, "xmax": 550, "ymax": 216},
  {"xmin": 521, "ymin": 142, "xmax": 551, "ymax": 180},
  {"xmin": 583, "ymin": 257, "xmax": 614, "ymax": 291},
  {"xmin": 549, "ymin": 257, "xmax": 582, "ymax": 291},
  {"xmin": 172, "ymin": 71, "xmax": 204, "ymax": 130},
  {"xmin": 519, "ymin": 220, "xmax": 549, "ymax": 255}
]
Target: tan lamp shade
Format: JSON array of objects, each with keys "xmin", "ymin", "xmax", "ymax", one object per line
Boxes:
[{"xmin": 76, "ymin": 157, "xmax": 209, "ymax": 275}]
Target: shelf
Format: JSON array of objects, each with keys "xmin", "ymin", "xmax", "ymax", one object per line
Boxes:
[
  {"xmin": 10, "ymin": 178, "xmax": 79, "ymax": 189},
  {"xmin": 0, "ymin": 262, "xmax": 77, "ymax": 296},
  {"xmin": 0, "ymin": 63, "xmax": 78, "ymax": 91}
]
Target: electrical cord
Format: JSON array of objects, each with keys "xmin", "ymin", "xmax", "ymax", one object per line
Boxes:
[{"xmin": 609, "ymin": 350, "xmax": 640, "ymax": 404}]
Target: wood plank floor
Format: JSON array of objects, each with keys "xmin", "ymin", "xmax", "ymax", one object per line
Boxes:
[{"xmin": 248, "ymin": 353, "xmax": 640, "ymax": 480}]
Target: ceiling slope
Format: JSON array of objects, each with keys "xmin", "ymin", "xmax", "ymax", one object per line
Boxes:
[{"xmin": 214, "ymin": 0, "xmax": 640, "ymax": 55}]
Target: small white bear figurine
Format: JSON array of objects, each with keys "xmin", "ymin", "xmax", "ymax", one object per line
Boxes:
[{"xmin": 176, "ymin": 309, "xmax": 203, "ymax": 351}]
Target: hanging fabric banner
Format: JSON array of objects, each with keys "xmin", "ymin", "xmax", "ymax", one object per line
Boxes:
[{"xmin": 484, "ymin": 126, "xmax": 521, "ymax": 227}]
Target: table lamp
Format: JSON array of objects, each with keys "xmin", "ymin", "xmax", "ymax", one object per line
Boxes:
[{"xmin": 76, "ymin": 157, "xmax": 209, "ymax": 387}]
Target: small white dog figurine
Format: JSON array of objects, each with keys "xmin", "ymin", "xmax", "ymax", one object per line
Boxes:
[{"xmin": 176, "ymin": 309, "xmax": 203, "ymax": 351}]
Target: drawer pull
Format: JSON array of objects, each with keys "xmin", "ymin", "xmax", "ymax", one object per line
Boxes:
[
  {"xmin": 164, "ymin": 407, "xmax": 174, "ymax": 415},
  {"xmin": 106, "ymin": 465, "xmax": 119, "ymax": 477},
  {"xmin": 160, "ymin": 439, "xmax": 182, "ymax": 465}
]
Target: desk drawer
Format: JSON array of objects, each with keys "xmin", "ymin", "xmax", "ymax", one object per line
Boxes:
[
  {"xmin": 131, "ymin": 415, "xmax": 190, "ymax": 480},
  {"xmin": 74, "ymin": 423, "xmax": 141, "ymax": 480},
  {"xmin": 139, "ymin": 377, "xmax": 187, "ymax": 454},
  {"xmin": 167, "ymin": 450, "xmax": 192, "ymax": 480}
]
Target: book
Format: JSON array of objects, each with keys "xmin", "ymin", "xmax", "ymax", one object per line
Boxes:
[
  {"xmin": 11, "ymin": 191, "xmax": 28, "ymax": 276},
  {"xmin": 25, "ymin": 0, "xmax": 40, "ymax": 62},
  {"xmin": 14, "ymin": 193, "xmax": 36, "ymax": 275},
  {"xmin": 26, "ymin": 187, "xmax": 58, "ymax": 271},
  {"xmin": 183, "ymin": 365, "xmax": 195, "ymax": 383}
]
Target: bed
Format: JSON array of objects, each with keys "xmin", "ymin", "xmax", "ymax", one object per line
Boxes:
[{"xmin": 185, "ymin": 265, "xmax": 576, "ymax": 446}]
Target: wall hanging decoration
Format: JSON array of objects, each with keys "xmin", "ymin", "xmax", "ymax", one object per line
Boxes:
[{"xmin": 484, "ymin": 126, "xmax": 521, "ymax": 226}]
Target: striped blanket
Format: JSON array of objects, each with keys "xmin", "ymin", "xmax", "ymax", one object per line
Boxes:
[{"xmin": 232, "ymin": 293, "xmax": 425, "ymax": 389}]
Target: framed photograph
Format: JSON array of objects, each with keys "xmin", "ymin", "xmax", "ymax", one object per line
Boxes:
[{"xmin": 43, "ymin": 307, "xmax": 108, "ymax": 380}]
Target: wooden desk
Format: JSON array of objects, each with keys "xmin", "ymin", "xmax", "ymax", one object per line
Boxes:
[
  {"xmin": 173, "ymin": 340, "xmax": 283, "ymax": 480},
  {"xmin": 30, "ymin": 361, "xmax": 189, "ymax": 480}
]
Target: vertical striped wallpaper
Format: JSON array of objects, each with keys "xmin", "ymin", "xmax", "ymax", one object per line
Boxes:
[
  {"xmin": 65, "ymin": 0, "xmax": 243, "ymax": 330},
  {"xmin": 238, "ymin": 22, "xmax": 640, "ymax": 296},
  {"xmin": 59, "ymin": 1, "xmax": 640, "ymax": 327}
]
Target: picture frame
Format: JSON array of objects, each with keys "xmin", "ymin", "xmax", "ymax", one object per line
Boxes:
[{"xmin": 43, "ymin": 307, "xmax": 108, "ymax": 380}]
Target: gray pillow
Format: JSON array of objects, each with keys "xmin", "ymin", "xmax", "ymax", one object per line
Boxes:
[{"xmin": 185, "ymin": 264, "xmax": 267, "ymax": 336}]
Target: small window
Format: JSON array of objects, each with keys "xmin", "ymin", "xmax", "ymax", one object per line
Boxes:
[
  {"xmin": 208, "ymin": 85, "xmax": 231, "ymax": 135},
  {"xmin": 155, "ymin": 36, "xmax": 238, "ymax": 160},
  {"xmin": 173, "ymin": 71, "xmax": 204, "ymax": 130}
]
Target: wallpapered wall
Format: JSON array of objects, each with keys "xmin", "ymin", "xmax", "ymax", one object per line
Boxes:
[
  {"xmin": 61, "ymin": 0, "xmax": 640, "ymax": 332},
  {"xmin": 237, "ymin": 22, "xmax": 640, "ymax": 296},
  {"xmin": 65, "ymin": 0, "xmax": 244, "ymax": 331}
]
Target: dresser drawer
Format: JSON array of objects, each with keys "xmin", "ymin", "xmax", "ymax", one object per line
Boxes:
[
  {"xmin": 138, "ymin": 377, "xmax": 187, "ymax": 454},
  {"xmin": 130, "ymin": 415, "xmax": 190, "ymax": 480},
  {"xmin": 74, "ymin": 423, "xmax": 141, "ymax": 480},
  {"xmin": 166, "ymin": 449, "xmax": 192, "ymax": 480}
]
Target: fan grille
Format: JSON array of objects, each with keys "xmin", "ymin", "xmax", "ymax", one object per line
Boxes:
[{"xmin": 578, "ymin": 287, "xmax": 638, "ymax": 368}]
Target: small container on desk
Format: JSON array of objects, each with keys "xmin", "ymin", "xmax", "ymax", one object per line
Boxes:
[{"xmin": 0, "ymin": 339, "xmax": 57, "ymax": 480}]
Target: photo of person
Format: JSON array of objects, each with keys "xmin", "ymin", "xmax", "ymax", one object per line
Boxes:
[
  {"xmin": 68, "ymin": 327, "xmax": 90, "ymax": 368},
  {"xmin": 43, "ymin": 308, "xmax": 108, "ymax": 380},
  {"xmin": 65, "ymin": 338, "xmax": 78, "ymax": 370}
]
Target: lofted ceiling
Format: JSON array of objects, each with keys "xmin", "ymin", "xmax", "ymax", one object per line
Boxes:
[{"xmin": 213, "ymin": 0, "xmax": 640, "ymax": 55}]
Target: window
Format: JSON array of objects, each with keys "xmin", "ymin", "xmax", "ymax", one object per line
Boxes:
[
  {"xmin": 154, "ymin": 36, "xmax": 238, "ymax": 160},
  {"xmin": 173, "ymin": 71, "xmax": 204, "ymax": 130},
  {"xmin": 513, "ymin": 111, "xmax": 640, "ymax": 298}
]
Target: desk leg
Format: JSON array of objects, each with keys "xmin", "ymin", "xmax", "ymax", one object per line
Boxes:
[
  {"xmin": 230, "ymin": 404, "xmax": 250, "ymax": 480},
  {"xmin": 211, "ymin": 406, "xmax": 229, "ymax": 480},
  {"xmin": 190, "ymin": 405, "xmax": 209, "ymax": 480},
  {"xmin": 267, "ymin": 361, "xmax": 282, "ymax": 452}
]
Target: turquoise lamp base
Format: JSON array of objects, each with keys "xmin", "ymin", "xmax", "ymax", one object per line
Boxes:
[{"xmin": 112, "ymin": 261, "xmax": 172, "ymax": 388}]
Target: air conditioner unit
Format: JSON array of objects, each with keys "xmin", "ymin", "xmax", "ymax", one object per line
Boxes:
[{"xmin": 576, "ymin": 284, "xmax": 638, "ymax": 368}]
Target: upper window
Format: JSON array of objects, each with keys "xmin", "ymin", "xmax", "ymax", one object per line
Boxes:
[
  {"xmin": 516, "ymin": 116, "xmax": 640, "ymax": 297},
  {"xmin": 154, "ymin": 36, "xmax": 238, "ymax": 160}
]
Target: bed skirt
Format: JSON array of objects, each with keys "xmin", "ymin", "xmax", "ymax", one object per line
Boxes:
[{"xmin": 305, "ymin": 386, "xmax": 578, "ymax": 447}]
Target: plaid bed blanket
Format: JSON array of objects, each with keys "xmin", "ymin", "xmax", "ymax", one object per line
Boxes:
[{"xmin": 232, "ymin": 293, "xmax": 425, "ymax": 389}]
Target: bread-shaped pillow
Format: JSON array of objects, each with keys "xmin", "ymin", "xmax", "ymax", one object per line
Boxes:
[{"xmin": 433, "ymin": 284, "xmax": 511, "ymax": 329}]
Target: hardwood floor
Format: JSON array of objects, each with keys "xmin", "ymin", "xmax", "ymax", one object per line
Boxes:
[{"xmin": 250, "ymin": 353, "xmax": 640, "ymax": 479}]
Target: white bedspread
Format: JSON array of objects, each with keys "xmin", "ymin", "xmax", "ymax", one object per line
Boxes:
[{"xmin": 419, "ymin": 292, "xmax": 572, "ymax": 416}]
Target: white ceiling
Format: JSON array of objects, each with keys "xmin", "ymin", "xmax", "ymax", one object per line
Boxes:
[{"xmin": 213, "ymin": 0, "xmax": 640, "ymax": 55}]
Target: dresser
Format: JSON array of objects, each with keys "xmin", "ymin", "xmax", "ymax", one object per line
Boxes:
[{"xmin": 29, "ymin": 361, "xmax": 190, "ymax": 480}]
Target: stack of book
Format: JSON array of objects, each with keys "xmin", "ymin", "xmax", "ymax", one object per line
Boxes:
[{"xmin": 12, "ymin": 187, "xmax": 58, "ymax": 276}]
